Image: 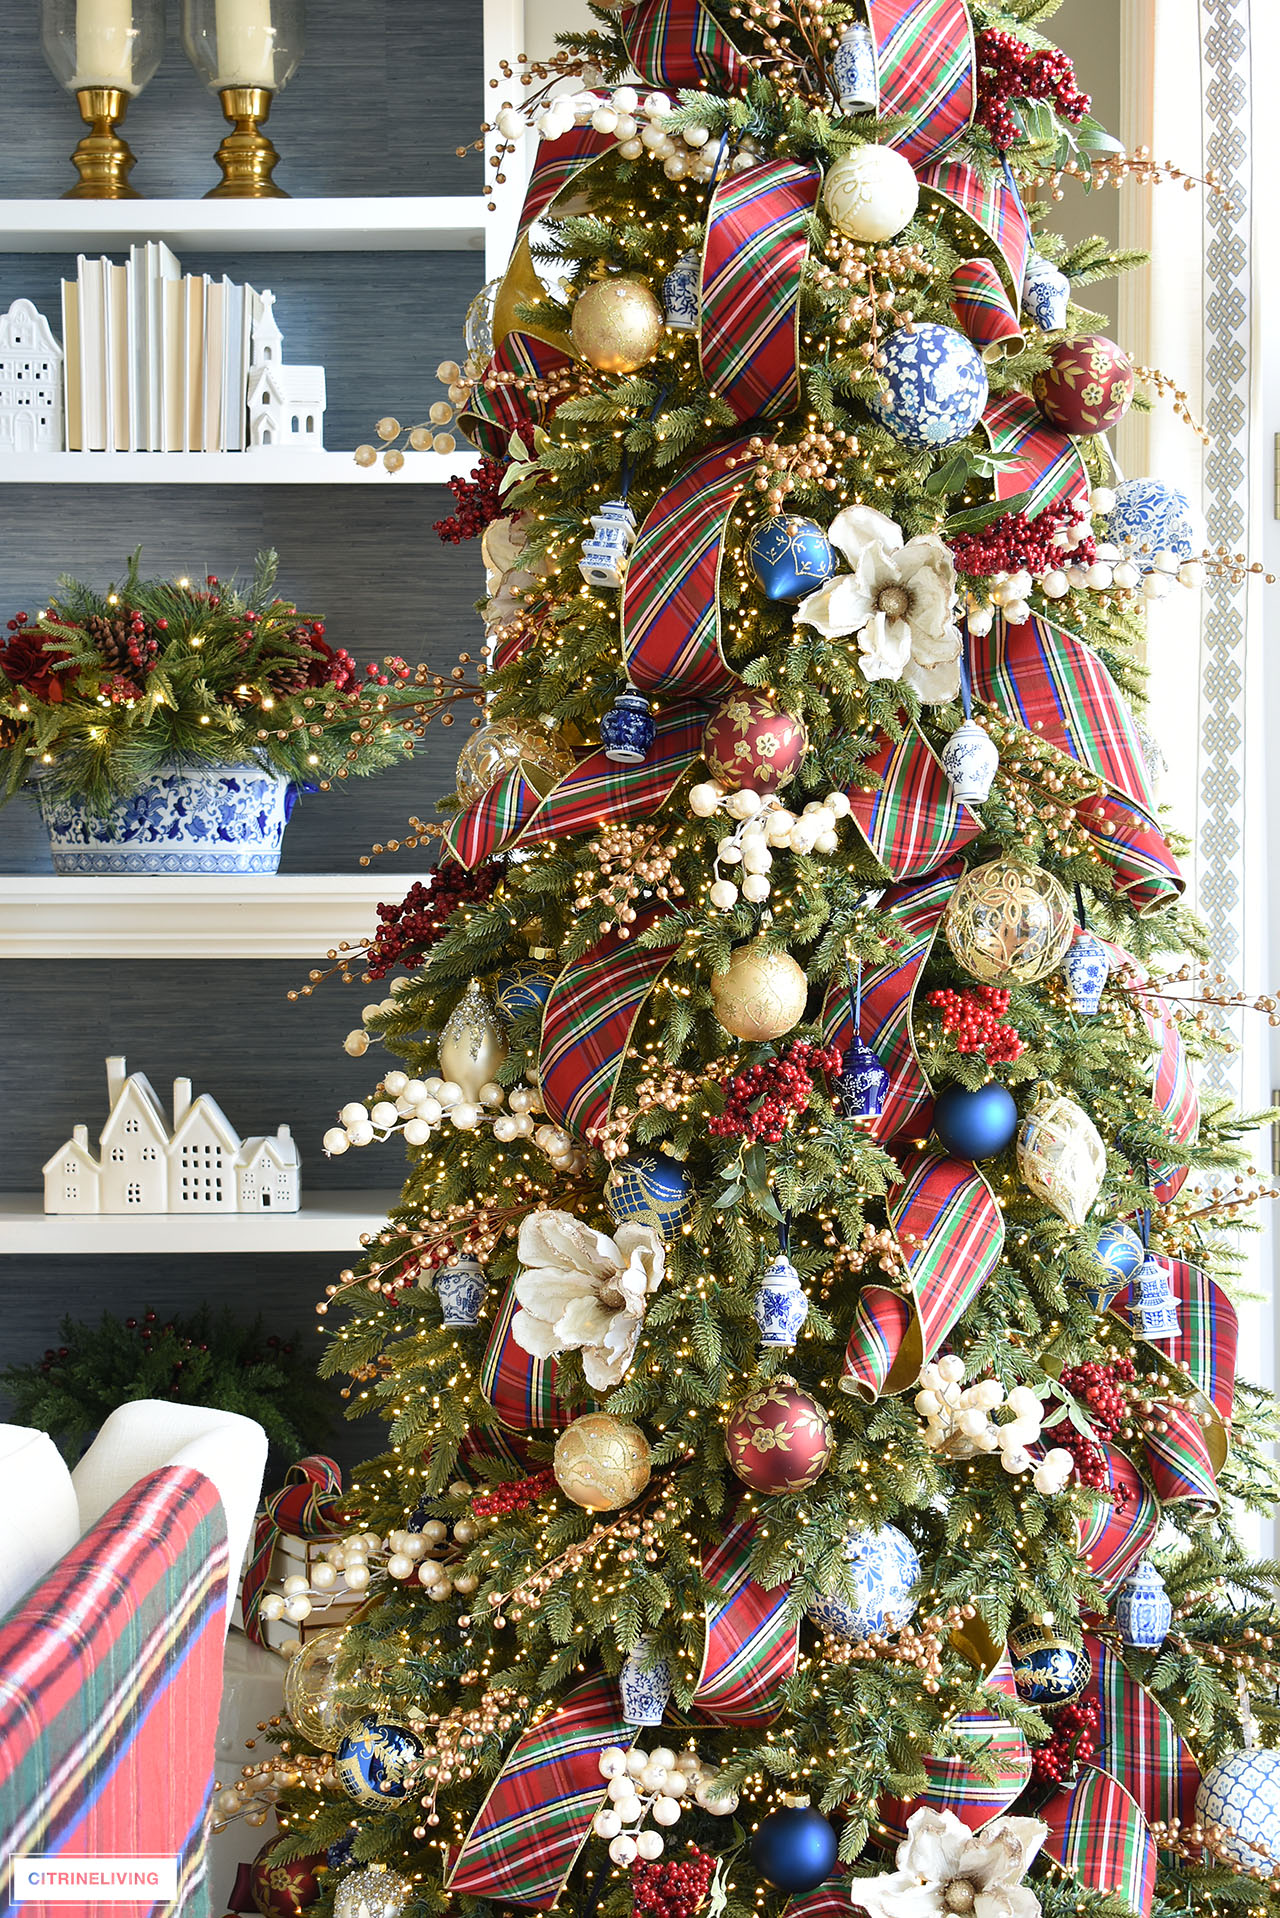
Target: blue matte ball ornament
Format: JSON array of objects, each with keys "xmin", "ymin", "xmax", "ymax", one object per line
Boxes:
[
  {"xmin": 866, "ymin": 322, "xmax": 989, "ymax": 447},
  {"xmin": 746, "ymin": 514, "xmax": 836, "ymax": 602},
  {"xmin": 932, "ymin": 1082, "xmax": 1018, "ymax": 1161},
  {"xmin": 604, "ymin": 1149, "xmax": 696, "ymax": 1242},
  {"xmin": 749, "ymin": 1804, "xmax": 840, "ymax": 1894},
  {"xmin": 493, "ymin": 960, "xmax": 558, "ymax": 1021},
  {"xmin": 335, "ymin": 1717, "xmax": 425, "ymax": 1808}
]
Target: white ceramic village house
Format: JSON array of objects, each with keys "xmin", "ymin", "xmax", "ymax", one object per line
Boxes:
[
  {"xmin": 43, "ymin": 1056, "xmax": 300, "ymax": 1215},
  {"xmin": 0, "ymin": 297, "xmax": 64, "ymax": 453},
  {"xmin": 246, "ymin": 289, "xmax": 326, "ymax": 448}
]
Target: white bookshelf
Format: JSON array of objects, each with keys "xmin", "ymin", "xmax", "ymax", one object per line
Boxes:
[
  {"xmin": 0, "ymin": 1190, "xmax": 403, "ymax": 1255},
  {"xmin": 0, "ymin": 449, "xmax": 476, "ymax": 485},
  {"xmin": 0, "ymin": 873, "xmax": 428, "ymax": 958},
  {"xmin": 0, "ymin": 197, "xmax": 487, "ymax": 256}
]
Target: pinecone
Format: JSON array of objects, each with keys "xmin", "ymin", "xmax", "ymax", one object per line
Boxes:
[
  {"xmin": 261, "ymin": 655, "xmax": 312, "ymax": 697},
  {"xmin": 84, "ymin": 610, "xmax": 137, "ymax": 673}
]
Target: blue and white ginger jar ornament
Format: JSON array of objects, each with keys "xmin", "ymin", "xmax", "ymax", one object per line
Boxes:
[
  {"xmin": 1008, "ymin": 1623, "xmax": 1091, "ymax": 1704},
  {"xmin": 1195, "ymin": 1746, "xmax": 1280, "ymax": 1871},
  {"xmin": 579, "ymin": 499, "xmax": 637, "ymax": 589},
  {"xmin": 37, "ymin": 758, "xmax": 295, "ymax": 875},
  {"xmin": 1129, "ymin": 1252, "xmax": 1180, "ymax": 1341},
  {"xmin": 335, "ymin": 1718, "xmax": 425, "ymax": 1808},
  {"xmin": 941, "ymin": 719, "xmax": 999, "ymax": 805},
  {"xmin": 600, "ymin": 687, "xmax": 656, "ymax": 765},
  {"xmin": 1115, "ymin": 1557, "xmax": 1172, "ymax": 1652},
  {"xmin": 833, "ymin": 19, "xmax": 879, "ymax": 111},
  {"xmin": 755, "ymin": 1252, "xmax": 809, "ymax": 1349},
  {"xmin": 605, "ymin": 1149, "xmax": 695, "ymax": 1242},
  {"xmin": 833, "ymin": 1036, "xmax": 889, "ymax": 1124},
  {"xmin": 866, "ymin": 322, "xmax": 989, "ymax": 448},
  {"xmin": 433, "ymin": 1253, "xmax": 487, "ymax": 1327},
  {"xmin": 620, "ymin": 1637, "xmax": 673, "ymax": 1726},
  {"xmin": 663, "ymin": 250, "xmax": 700, "ymax": 332},
  {"xmin": 493, "ymin": 958, "xmax": 557, "ymax": 1021},
  {"xmin": 746, "ymin": 514, "xmax": 836, "ymax": 602},
  {"xmin": 1062, "ymin": 928, "xmax": 1111, "ymax": 1015},
  {"xmin": 1086, "ymin": 1220, "xmax": 1145, "ymax": 1306},
  {"xmin": 1099, "ymin": 478, "xmax": 1202, "ymax": 574},
  {"xmin": 1021, "ymin": 252, "xmax": 1071, "ymax": 332},
  {"xmin": 806, "ymin": 1523, "xmax": 920, "ymax": 1641}
]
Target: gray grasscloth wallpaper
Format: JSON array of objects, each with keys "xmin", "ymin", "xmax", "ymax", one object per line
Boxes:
[{"xmin": 0, "ymin": 0, "xmax": 488, "ymax": 1463}]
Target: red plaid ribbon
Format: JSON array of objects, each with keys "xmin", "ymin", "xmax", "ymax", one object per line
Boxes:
[
  {"xmin": 951, "ymin": 258, "xmax": 1025, "ymax": 359},
  {"xmin": 695, "ymin": 1504, "xmax": 799, "ymax": 1726},
  {"xmin": 518, "ymin": 126, "xmax": 613, "ymax": 241},
  {"xmin": 446, "ymin": 1675, "xmax": 636, "ymax": 1907},
  {"xmin": 622, "ymin": 436, "xmax": 760, "ymax": 698},
  {"xmin": 1083, "ymin": 1631, "xmax": 1201, "ymax": 1831},
  {"xmin": 519, "ymin": 700, "xmax": 706, "ymax": 847},
  {"xmin": 242, "ymin": 1455, "xmax": 349, "ymax": 1646},
  {"xmin": 699, "ymin": 159, "xmax": 820, "ymax": 420},
  {"xmin": 1108, "ymin": 1256, "xmax": 1236, "ymax": 1514},
  {"xmin": 1076, "ymin": 1445, "xmax": 1160, "ymax": 1593},
  {"xmin": 538, "ymin": 907, "xmax": 682, "ymax": 1140},
  {"xmin": 1094, "ymin": 944, "xmax": 1199, "ymax": 1193},
  {"xmin": 1040, "ymin": 1766, "xmax": 1158, "ymax": 1917},
  {"xmin": 619, "ymin": 0, "xmax": 750, "ymax": 89},
  {"xmin": 879, "ymin": 1709, "xmax": 1032, "ymax": 1836},
  {"xmin": 868, "ymin": 0, "xmax": 977, "ymax": 166},
  {"xmin": 1075, "ymin": 787, "xmax": 1184, "ymax": 913},
  {"xmin": 982, "ymin": 391, "xmax": 1089, "ymax": 516},
  {"xmin": 840, "ymin": 1148, "xmax": 1004, "ymax": 1399},
  {"xmin": 458, "ymin": 330, "xmax": 576, "ymax": 459},
  {"xmin": 845, "ymin": 726, "xmax": 983, "ymax": 879},
  {"xmin": 919, "ymin": 156, "xmax": 1033, "ymax": 299},
  {"xmin": 443, "ymin": 763, "xmax": 549, "ymax": 870},
  {"xmin": 479, "ymin": 1281, "xmax": 595, "ymax": 1433}
]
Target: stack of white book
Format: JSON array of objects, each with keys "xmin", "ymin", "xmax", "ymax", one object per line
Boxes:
[{"xmin": 61, "ymin": 245, "xmax": 264, "ymax": 453}]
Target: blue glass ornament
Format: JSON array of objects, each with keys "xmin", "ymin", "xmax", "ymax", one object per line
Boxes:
[
  {"xmin": 932, "ymin": 1081, "xmax": 1018, "ymax": 1161},
  {"xmin": 600, "ymin": 688, "xmax": 656, "ymax": 765},
  {"xmin": 493, "ymin": 959, "xmax": 558, "ymax": 1021},
  {"xmin": 749, "ymin": 1802, "xmax": 840, "ymax": 1894},
  {"xmin": 746, "ymin": 514, "xmax": 836, "ymax": 602},
  {"xmin": 806, "ymin": 1524, "xmax": 920, "ymax": 1641},
  {"xmin": 326, "ymin": 1836, "xmax": 357, "ymax": 1872},
  {"xmin": 1008, "ymin": 1624, "xmax": 1091, "ymax": 1704},
  {"xmin": 1116, "ymin": 1557, "xmax": 1172, "ymax": 1652},
  {"xmin": 1099, "ymin": 478, "xmax": 1201, "ymax": 575},
  {"xmin": 335, "ymin": 1718, "xmax": 425, "ymax": 1808},
  {"xmin": 866, "ymin": 323, "xmax": 989, "ymax": 448},
  {"xmin": 755, "ymin": 1251, "xmax": 809, "ymax": 1349},
  {"xmin": 1195, "ymin": 1748, "xmax": 1280, "ymax": 1871},
  {"xmin": 1089, "ymin": 1221, "xmax": 1144, "ymax": 1305},
  {"xmin": 1062, "ymin": 928, "xmax": 1110, "ymax": 1015},
  {"xmin": 434, "ymin": 1253, "xmax": 487, "ymax": 1328},
  {"xmin": 832, "ymin": 20, "xmax": 878, "ymax": 110},
  {"xmin": 662, "ymin": 250, "xmax": 700, "ymax": 331},
  {"xmin": 604, "ymin": 1149, "xmax": 695, "ymax": 1242},
  {"xmin": 1129, "ymin": 1252, "xmax": 1180, "ymax": 1341},
  {"xmin": 620, "ymin": 1636, "xmax": 673, "ymax": 1726},
  {"xmin": 1021, "ymin": 252, "xmax": 1071, "ymax": 332}
]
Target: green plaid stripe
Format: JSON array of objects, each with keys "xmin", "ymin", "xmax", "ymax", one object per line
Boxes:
[
  {"xmin": 846, "ymin": 726, "xmax": 982, "ymax": 878},
  {"xmin": 981, "ymin": 392, "xmax": 1090, "ymax": 518},
  {"xmin": 518, "ymin": 701, "xmax": 704, "ymax": 847},
  {"xmin": 443, "ymin": 764, "xmax": 546, "ymax": 870},
  {"xmin": 879, "ymin": 1715, "xmax": 1032, "ymax": 1836},
  {"xmin": 951, "ymin": 258, "xmax": 1023, "ymax": 355},
  {"xmin": 919, "ymin": 157, "xmax": 1032, "ymax": 298},
  {"xmin": 620, "ymin": 0, "xmax": 749, "ymax": 89},
  {"xmin": 538, "ymin": 908, "xmax": 681, "ymax": 1138},
  {"xmin": 1076, "ymin": 1446, "xmax": 1160, "ymax": 1593},
  {"xmin": 890, "ymin": 1148, "xmax": 1005, "ymax": 1357},
  {"xmin": 1143, "ymin": 1407, "xmax": 1218, "ymax": 1513}
]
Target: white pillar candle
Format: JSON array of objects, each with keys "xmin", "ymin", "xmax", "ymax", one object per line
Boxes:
[
  {"xmin": 73, "ymin": 0, "xmax": 135, "ymax": 91},
  {"xmin": 213, "ymin": 0, "xmax": 277, "ymax": 87}
]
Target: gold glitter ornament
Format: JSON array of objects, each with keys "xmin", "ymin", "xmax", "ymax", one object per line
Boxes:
[
  {"xmin": 942, "ymin": 856, "xmax": 1075, "ymax": 986},
  {"xmin": 1016, "ymin": 1085, "xmax": 1107, "ymax": 1229},
  {"xmin": 710, "ymin": 938, "xmax": 809, "ymax": 1041},
  {"xmin": 570, "ymin": 276, "xmax": 666, "ymax": 373},
  {"xmin": 332, "ymin": 1866, "xmax": 412, "ymax": 1918},
  {"xmin": 553, "ymin": 1412, "xmax": 652, "ymax": 1511},
  {"xmin": 282, "ymin": 1625, "xmax": 357, "ymax": 1752},
  {"xmin": 454, "ymin": 720, "xmax": 575, "ymax": 806},
  {"xmin": 439, "ymin": 980, "xmax": 509, "ymax": 1101}
]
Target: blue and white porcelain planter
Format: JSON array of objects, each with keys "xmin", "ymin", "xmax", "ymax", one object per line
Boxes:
[{"xmin": 37, "ymin": 759, "xmax": 295, "ymax": 876}]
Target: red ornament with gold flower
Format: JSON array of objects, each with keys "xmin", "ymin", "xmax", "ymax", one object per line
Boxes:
[
  {"xmin": 702, "ymin": 693, "xmax": 806, "ymax": 795},
  {"xmin": 249, "ymin": 1841, "xmax": 325, "ymax": 1918},
  {"xmin": 1031, "ymin": 334, "xmax": 1135, "ymax": 436},
  {"xmin": 725, "ymin": 1376, "xmax": 833, "ymax": 1493}
]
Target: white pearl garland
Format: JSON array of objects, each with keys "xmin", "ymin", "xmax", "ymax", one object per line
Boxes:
[
  {"xmin": 256, "ymin": 1493, "xmax": 485, "ymax": 1629},
  {"xmin": 497, "ymin": 84, "xmax": 730, "ymax": 186},
  {"xmin": 697, "ymin": 787, "xmax": 853, "ymax": 912},
  {"xmin": 913, "ymin": 1357, "xmax": 1074, "ymax": 1494},
  {"xmin": 969, "ymin": 486, "xmax": 1203, "ymax": 629},
  {"xmin": 324, "ymin": 1064, "xmax": 588, "ymax": 1176},
  {"xmin": 593, "ymin": 1742, "xmax": 737, "ymax": 1859}
]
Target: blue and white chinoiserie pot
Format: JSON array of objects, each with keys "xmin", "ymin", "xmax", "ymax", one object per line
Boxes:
[
  {"xmin": 832, "ymin": 20, "xmax": 879, "ymax": 111},
  {"xmin": 621, "ymin": 1638, "xmax": 673, "ymax": 1726},
  {"xmin": 1061, "ymin": 928, "xmax": 1111, "ymax": 1015},
  {"xmin": 434, "ymin": 1254, "xmax": 488, "ymax": 1328},
  {"xmin": 1021, "ymin": 252, "xmax": 1071, "ymax": 332},
  {"xmin": 35, "ymin": 758, "xmax": 295, "ymax": 875},
  {"xmin": 941, "ymin": 719, "xmax": 999, "ymax": 805},
  {"xmin": 600, "ymin": 689, "xmax": 657, "ymax": 765},
  {"xmin": 663, "ymin": 250, "xmax": 701, "ymax": 332},
  {"xmin": 1115, "ymin": 1557, "xmax": 1172, "ymax": 1652},
  {"xmin": 755, "ymin": 1253, "xmax": 809, "ymax": 1349}
]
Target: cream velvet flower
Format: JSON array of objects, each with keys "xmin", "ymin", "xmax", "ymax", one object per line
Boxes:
[
  {"xmin": 511, "ymin": 1208, "xmax": 666, "ymax": 1390},
  {"xmin": 482, "ymin": 514, "xmax": 542, "ymax": 627},
  {"xmin": 851, "ymin": 1809, "xmax": 1047, "ymax": 1918},
  {"xmin": 794, "ymin": 506, "xmax": 962, "ymax": 705}
]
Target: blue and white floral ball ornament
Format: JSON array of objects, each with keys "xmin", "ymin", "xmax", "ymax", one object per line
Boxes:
[
  {"xmin": 1196, "ymin": 1745, "xmax": 1280, "ymax": 1871},
  {"xmin": 867, "ymin": 322, "xmax": 989, "ymax": 447},
  {"xmin": 806, "ymin": 1523, "xmax": 920, "ymax": 1640},
  {"xmin": 1098, "ymin": 478, "xmax": 1202, "ymax": 575}
]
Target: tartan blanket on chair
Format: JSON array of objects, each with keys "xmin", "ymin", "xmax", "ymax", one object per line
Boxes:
[{"xmin": 0, "ymin": 1466, "xmax": 228, "ymax": 1918}]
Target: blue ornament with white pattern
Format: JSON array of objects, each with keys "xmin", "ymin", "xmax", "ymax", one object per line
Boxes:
[
  {"xmin": 335, "ymin": 1718, "xmax": 424, "ymax": 1808},
  {"xmin": 1008, "ymin": 1624, "xmax": 1091, "ymax": 1704},
  {"xmin": 755, "ymin": 1252, "xmax": 809, "ymax": 1349},
  {"xmin": 833, "ymin": 20, "xmax": 878, "ymax": 110},
  {"xmin": 1129, "ymin": 1252, "xmax": 1180, "ymax": 1341},
  {"xmin": 806, "ymin": 1524, "xmax": 920, "ymax": 1641},
  {"xmin": 746, "ymin": 514, "xmax": 836, "ymax": 602},
  {"xmin": 434, "ymin": 1253, "xmax": 487, "ymax": 1328},
  {"xmin": 493, "ymin": 959, "xmax": 558, "ymax": 1021},
  {"xmin": 1195, "ymin": 1748, "xmax": 1280, "ymax": 1871},
  {"xmin": 833, "ymin": 1037, "xmax": 889, "ymax": 1124},
  {"xmin": 605, "ymin": 1149, "xmax": 695, "ymax": 1242},
  {"xmin": 1116, "ymin": 1557, "xmax": 1172, "ymax": 1652},
  {"xmin": 1061, "ymin": 928, "xmax": 1111, "ymax": 1015},
  {"xmin": 1084, "ymin": 1221, "xmax": 1145, "ymax": 1307},
  {"xmin": 620, "ymin": 1637, "xmax": 673, "ymax": 1726},
  {"xmin": 1099, "ymin": 479, "xmax": 1202, "ymax": 574},
  {"xmin": 1021, "ymin": 252, "xmax": 1071, "ymax": 332},
  {"xmin": 866, "ymin": 323, "xmax": 989, "ymax": 448},
  {"xmin": 663, "ymin": 250, "xmax": 700, "ymax": 332},
  {"xmin": 600, "ymin": 688, "xmax": 656, "ymax": 764}
]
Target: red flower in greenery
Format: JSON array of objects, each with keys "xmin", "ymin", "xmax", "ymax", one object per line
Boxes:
[
  {"xmin": 1, "ymin": 616, "xmax": 73, "ymax": 703},
  {"xmin": 299, "ymin": 625, "xmax": 358, "ymax": 693}
]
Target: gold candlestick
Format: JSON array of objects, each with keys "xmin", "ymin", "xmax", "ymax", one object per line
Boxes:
[
  {"xmin": 65, "ymin": 87, "xmax": 139, "ymax": 199},
  {"xmin": 206, "ymin": 85, "xmax": 288, "ymax": 198}
]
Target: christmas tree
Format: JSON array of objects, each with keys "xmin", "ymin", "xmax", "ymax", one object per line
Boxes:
[{"xmin": 247, "ymin": 7, "xmax": 1280, "ymax": 1918}]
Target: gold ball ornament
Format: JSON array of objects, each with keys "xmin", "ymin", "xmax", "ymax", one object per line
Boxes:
[
  {"xmin": 822, "ymin": 144, "xmax": 920, "ymax": 242},
  {"xmin": 553, "ymin": 1412, "xmax": 652, "ymax": 1511},
  {"xmin": 282, "ymin": 1625, "xmax": 358, "ymax": 1752},
  {"xmin": 439, "ymin": 979, "xmax": 509, "ymax": 1101},
  {"xmin": 942, "ymin": 856, "xmax": 1075, "ymax": 986},
  {"xmin": 454, "ymin": 720, "xmax": 575, "ymax": 807},
  {"xmin": 570, "ymin": 276, "xmax": 666, "ymax": 373},
  {"xmin": 710, "ymin": 938, "xmax": 809, "ymax": 1042}
]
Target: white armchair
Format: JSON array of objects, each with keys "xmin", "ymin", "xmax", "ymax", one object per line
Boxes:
[{"xmin": 0, "ymin": 1425, "xmax": 83, "ymax": 1620}]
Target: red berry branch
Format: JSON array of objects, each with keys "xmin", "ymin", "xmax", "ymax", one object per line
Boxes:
[
  {"xmin": 433, "ymin": 457, "xmax": 507, "ymax": 544},
  {"xmin": 1055, "ymin": 1356, "xmax": 1136, "ymax": 1493},
  {"xmin": 1030, "ymin": 1700, "xmax": 1100, "ymax": 1786},
  {"xmin": 975, "ymin": 29, "xmax": 1090, "ymax": 150},
  {"xmin": 926, "ymin": 987, "xmax": 1025, "ymax": 1063},
  {"xmin": 708, "ymin": 1040, "xmax": 843, "ymax": 1145},
  {"xmin": 362, "ymin": 862, "xmax": 505, "ymax": 979},
  {"xmin": 473, "ymin": 1471, "xmax": 557, "ymax": 1518},
  {"xmin": 632, "ymin": 1847, "xmax": 716, "ymax": 1918},
  {"xmin": 948, "ymin": 499, "xmax": 1096, "ymax": 581}
]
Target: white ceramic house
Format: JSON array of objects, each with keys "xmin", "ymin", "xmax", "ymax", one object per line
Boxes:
[
  {"xmin": 43, "ymin": 1057, "xmax": 301, "ymax": 1215},
  {"xmin": 247, "ymin": 290, "xmax": 326, "ymax": 448},
  {"xmin": 0, "ymin": 298, "xmax": 64, "ymax": 453}
]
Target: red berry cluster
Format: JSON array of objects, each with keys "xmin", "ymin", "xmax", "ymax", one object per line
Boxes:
[
  {"xmin": 434, "ymin": 457, "xmax": 507, "ymax": 544},
  {"xmin": 1055, "ymin": 1356, "xmax": 1136, "ymax": 1492},
  {"xmin": 948, "ymin": 499, "xmax": 1097, "ymax": 581},
  {"xmin": 363, "ymin": 861, "xmax": 505, "ymax": 979},
  {"xmin": 1030, "ymin": 1700, "xmax": 1100, "ymax": 1786},
  {"xmin": 473, "ymin": 1470, "xmax": 557, "ymax": 1518},
  {"xmin": 926, "ymin": 987, "xmax": 1024, "ymax": 1063},
  {"xmin": 975, "ymin": 29, "xmax": 1091, "ymax": 150},
  {"xmin": 632, "ymin": 1847, "xmax": 716, "ymax": 1918},
  {"xmin": 708, "ymin": 1041, "xmax": 843, "ymax": 1145}
]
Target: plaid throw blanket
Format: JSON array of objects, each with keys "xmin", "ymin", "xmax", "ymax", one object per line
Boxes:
[{"xmin": 0, "ymin": 1466, "xmax": 228, "ymax": 1918}]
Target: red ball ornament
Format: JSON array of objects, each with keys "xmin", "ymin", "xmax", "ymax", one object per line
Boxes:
[
  {"xmin": 726, "ymin": 1375, "xmax": 833, "ymax": 1493},
  {"xmin": 702, "ymin": 693, "xmax": 806, "ymax": 795},
  {"xmin": 249, "ymin": 1842, "xmax": 325, "ymax": 1917},
  {"xmin": 1032, "ymin": 335, "xmax": 1135, "ymax": 437}
]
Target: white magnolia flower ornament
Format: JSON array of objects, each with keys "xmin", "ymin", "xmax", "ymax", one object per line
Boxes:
[
  {"xmin": 511, "ymin": 1208, "xmax": 666, "ymax": 1389},
  {"xmin": 794, "ymin": 506, "xmax": 962, "ymax": 704},
  {"xmin": 851, "ymin": 1808, "xmax": 1048, "ymax": 1918}
]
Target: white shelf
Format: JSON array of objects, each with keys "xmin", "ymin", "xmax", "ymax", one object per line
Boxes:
[
  {"xmin": 0, "ymin": 449, "xmax": 476, "ymax": 485},
  {"xmin": 0, "ymin": 197, "xmax": 488, "ymax": 254},
  {"xmin": 0, "ymin": 873, "xmax": 430, "ymax": 958},
  {"xmin": 0, "ymin": 1190, "xmax": 401, "ymax": 1255}
]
